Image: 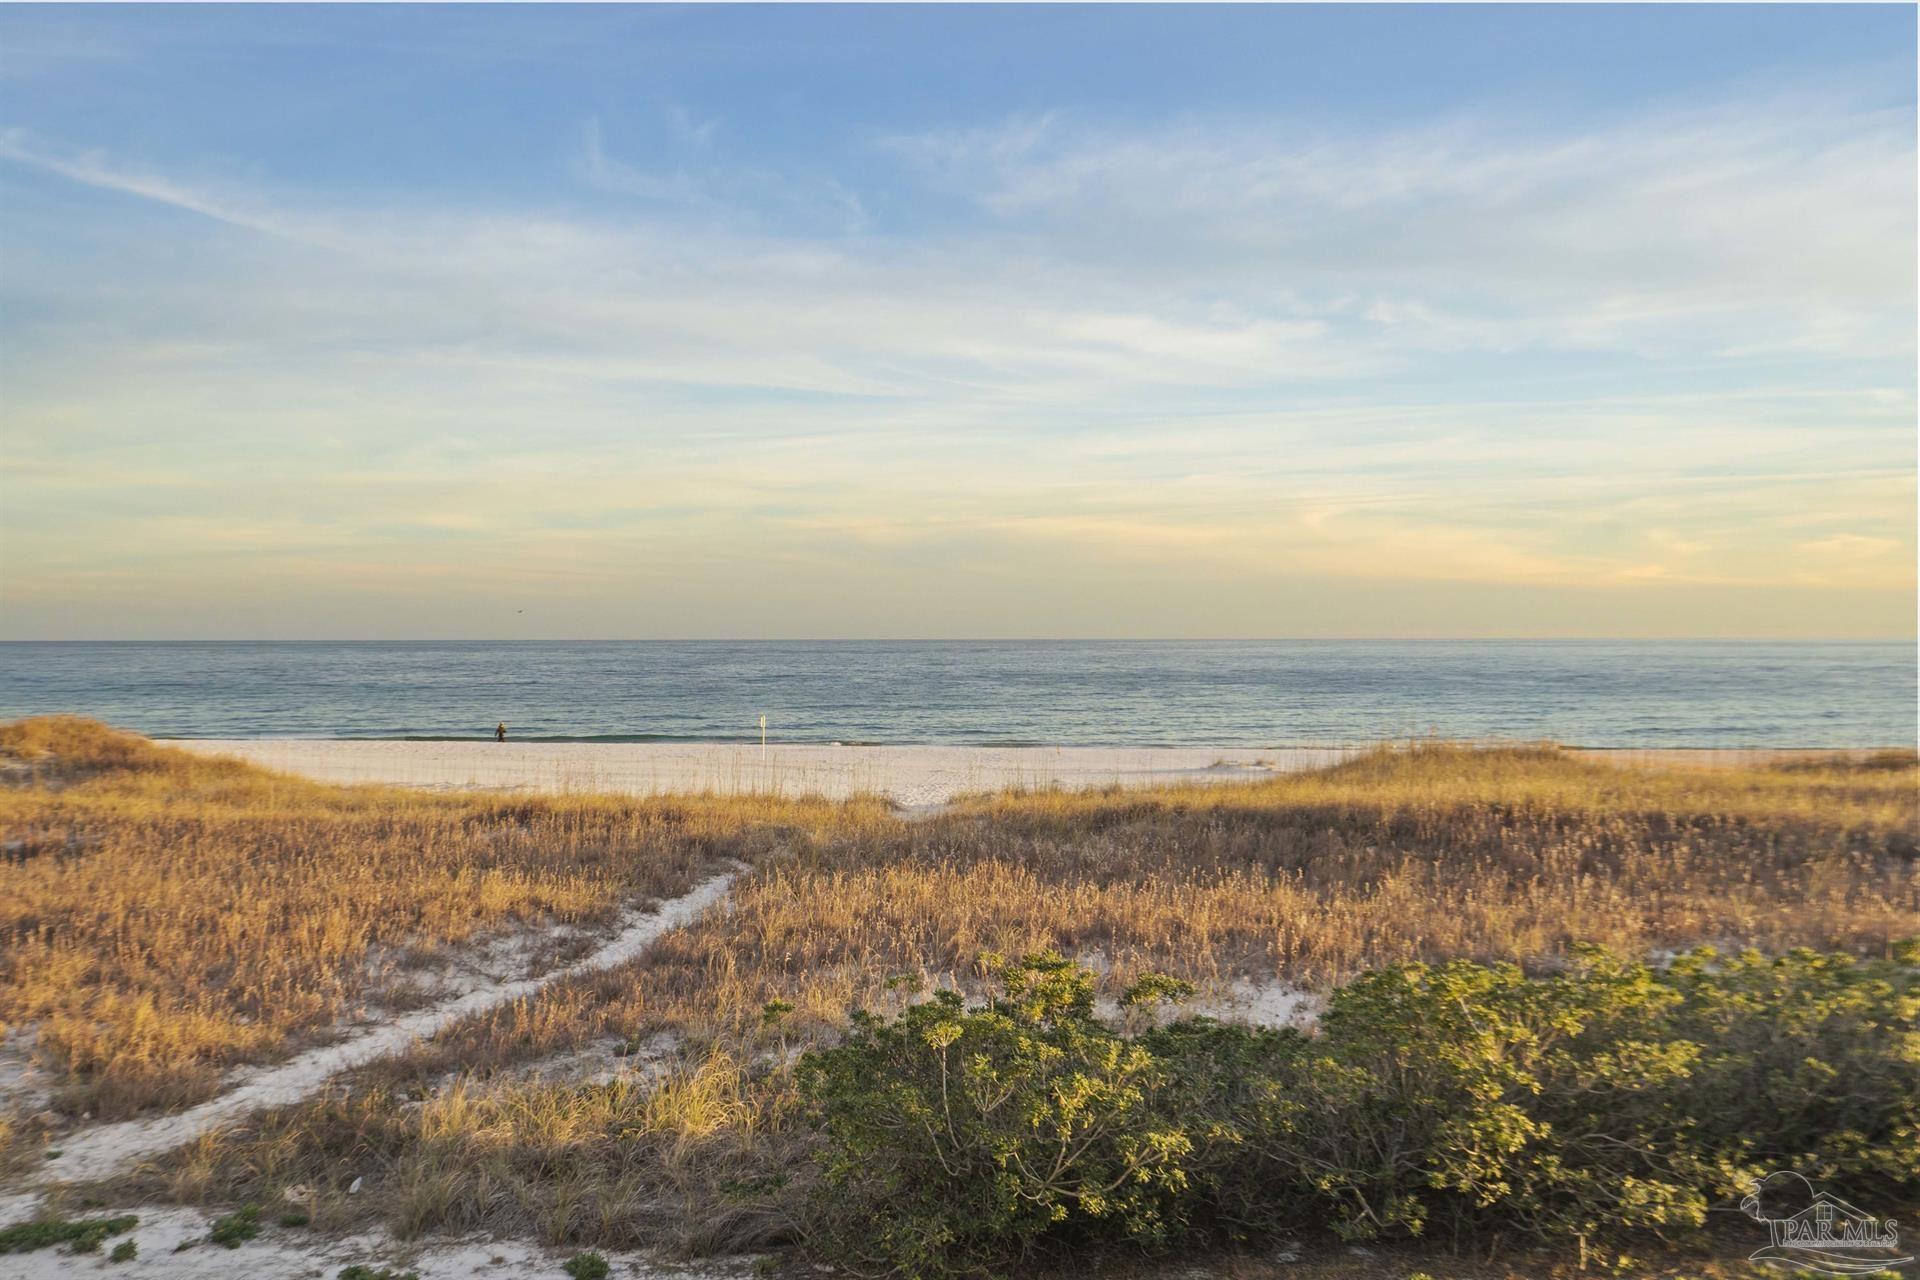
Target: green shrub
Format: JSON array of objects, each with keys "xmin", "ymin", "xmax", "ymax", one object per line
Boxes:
[
  {"xmin": 798, "ymin": 944, "xmax": 1919, "ymax": 1278},
  {"xmin": 562, "ymin": 1251, "xmax": 611, "ymax": 1280},
  {"xmin": 110, "ymin": 1239, "xmax": 137, "ymax": 1263},
  {"xmin": 339, "ymin": 1267, "xmax": 420, "ymax": 1280},
  {"xmin": 1214, "ymin": 949, "xmax": 1718, "ymax": 1255},
  {"xmin": 209, "ymin": 1204, "xmax": 262, "ymax": 1248},
  {"xmin": 1661, "ymin": 941, "xmax": 1920, "ymax": 1192},
  {"xmin": 798, "ymin": 951, "xmax": 1195, "ymax": 1277}
]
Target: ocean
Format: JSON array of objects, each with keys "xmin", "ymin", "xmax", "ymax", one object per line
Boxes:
[{"xmin": 0, "ymin": 640, "xmax": 1911, "ymax": 748}]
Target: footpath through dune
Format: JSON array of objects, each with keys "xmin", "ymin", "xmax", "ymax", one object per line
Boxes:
[{"xmin": 36, "ymin": 869, "xmax": 740, "ymax": 1187}]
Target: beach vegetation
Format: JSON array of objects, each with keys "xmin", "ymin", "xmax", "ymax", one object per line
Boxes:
[
  {"xmin": 0, "ymin": 1212, "xmax": 138, "ymax": 1255},
  {"xmin": 0, "ymin": 716, "xmax": 880, "ymax": 1119},
  {"xmin": 563, "ymin": 1251, "xmax": 611, "ymax": 1279},
  {"xmin": 1, "ymin": 718, "xmax": 1916, "ymax": 1277},
  {"xmin": 793, "ymin": 946, "xmax": 1917, "ymax": 1277},
  {"xmin": 208, "ymin": 1203, "xmax": 262, "ymax": 1247}
]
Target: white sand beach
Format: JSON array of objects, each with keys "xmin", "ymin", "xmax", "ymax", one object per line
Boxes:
[
  {"xmin": 158, "ymin": 740, "xmax": 1360, "ymax": 808},
  {"xmin": 155, "ymin": 739, "xmax": 1865, "ymax": 809}
]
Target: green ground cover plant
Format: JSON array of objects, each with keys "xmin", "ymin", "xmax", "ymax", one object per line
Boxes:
[
  {"xmin": 0, "ymin": 1213, "xmax": 139, "ymax": 1255},
  {"xmin": 208, "ymin": 1203, "xmax": 262, "ymax": 1247}
]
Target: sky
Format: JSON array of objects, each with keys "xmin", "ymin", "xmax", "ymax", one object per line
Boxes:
[{"xmin": 0, "ymin": 4, "xmax": 1914, "ymax": 640}]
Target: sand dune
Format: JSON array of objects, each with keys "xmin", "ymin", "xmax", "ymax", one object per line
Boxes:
[{"xmin": 41, "ymin": 870, "xmax": 740, "ymax": 1185}]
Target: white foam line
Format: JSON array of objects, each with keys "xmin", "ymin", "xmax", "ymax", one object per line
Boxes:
[{"xmin": 38, "ymin": 870, "xmax": 739, "ymax": 1186}]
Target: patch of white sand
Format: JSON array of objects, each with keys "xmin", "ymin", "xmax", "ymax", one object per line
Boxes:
[
  {"xmin": 359, "ymin": 914, "xmax": 604, "ymax": 1014},
  {"xmin": 1090, "ymin": 974, "xmax": 1322, "ymax": 1031},
  {"xmin": 0, "ymin": 1029, "xmax": 55, "ymax": 1120},
  {"xmin": 1189, "ymin": 979, "xmax": 1322, "ymax": 1029},
  {"xmin": 159, "ymin": 740, "xmax": 1360, "ymax": 809},
  {"xmin": 37, "ymin": 871, "xmax": 740, "ymax": 1186},
  {"xmin": 1, "ymin": 1205, "xmax": 757, "ymax": 1279},
  {"xmin": 1066, "ymin": 953, "xmax": 1319, "ymax": 1031},
  {"xmin": 0, "ymin": 1190, "xmax": 41, "ymax": 1225}
]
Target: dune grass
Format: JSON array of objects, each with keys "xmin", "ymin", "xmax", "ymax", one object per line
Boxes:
[
  {"xmin": 0, "ymin": 717, "xmax": 885, "ymax": 1121},
  {"xmin": 3, "ymin": 718, "xmax": 1915, "ymax": 1275}
]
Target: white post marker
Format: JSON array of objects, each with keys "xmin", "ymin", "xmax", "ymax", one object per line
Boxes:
[{"xmin": 760, "ymin": 714, "xmax": 768, "ymax": 759}]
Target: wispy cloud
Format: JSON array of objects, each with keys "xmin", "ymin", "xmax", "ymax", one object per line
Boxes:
[
  {"xmin": 663, "ymin": 102, "xmax": 719, "ymax": 149},
  {"xmin": 885, "ymin": 91, "xmax": 1915, "ymax": 359},
  {"xmin": 0, "ymin": 127, "xmax": 293, "ymax": 238},
  {"xmin": 578, "ymin": 115, "xmax": 868, "ymax": 235},
  {"xmin": 1, "ymin": 76, "xmax": 1912, "ymax": 637}
]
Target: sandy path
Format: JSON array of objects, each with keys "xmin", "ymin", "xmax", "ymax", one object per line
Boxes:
[
  {"xmin": 37, "ymin": 870, "xmax": 739, "ymax": 1186},
  {"xmin": 160, "ymin": 740, "xmax": 1359, "ymax": 806}
]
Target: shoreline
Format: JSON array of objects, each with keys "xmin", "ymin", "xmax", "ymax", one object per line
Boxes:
[
  {"xmin": 149, "ymin": 734, "xmax": 1916, "ymax": 748},
  {"xmin": 156, "ymin": 739, "xmax": 1897, "ymax": 809}
]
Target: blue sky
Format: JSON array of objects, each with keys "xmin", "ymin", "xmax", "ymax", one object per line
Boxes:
[{"xmin": 1, "ymin": 4, "xmax": 1913, "ymax": 639}]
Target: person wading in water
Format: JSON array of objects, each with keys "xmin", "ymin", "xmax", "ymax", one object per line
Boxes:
[{"xmin": 495, "ymin": 722, "xmax": 507, "ymax": 742}]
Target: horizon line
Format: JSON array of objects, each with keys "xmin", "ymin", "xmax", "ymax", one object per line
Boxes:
[{"xmin": 2, "ymin": 636, "xmax": 1913, "ymax": 646}]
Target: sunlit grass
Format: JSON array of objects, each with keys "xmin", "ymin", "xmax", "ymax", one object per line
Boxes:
[
  {"xmin": 4, "ymin": 716, "xmax": 1915, "ymax": 1270},
  {"xmin": 0, "ymin": 717, "xmax": 883, "ymax": 1119}
]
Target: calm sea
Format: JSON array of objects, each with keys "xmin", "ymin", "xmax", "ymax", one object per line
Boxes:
[{"xmin": 0, "ymin": 641, "xmax": 1911, "ymax": 748}]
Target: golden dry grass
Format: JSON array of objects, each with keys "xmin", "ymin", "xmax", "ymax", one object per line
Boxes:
[
  {"xmin": 4, "ymin": 718, "xmax": 1915, "ymax": 1272},
  {"xmin": 0, "ymin": 717, "xmax": 884, "ymax": 1120},
  {"xmin": 341, "ymin": 740, "xmax": 1917, "ymax": 1090}
]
